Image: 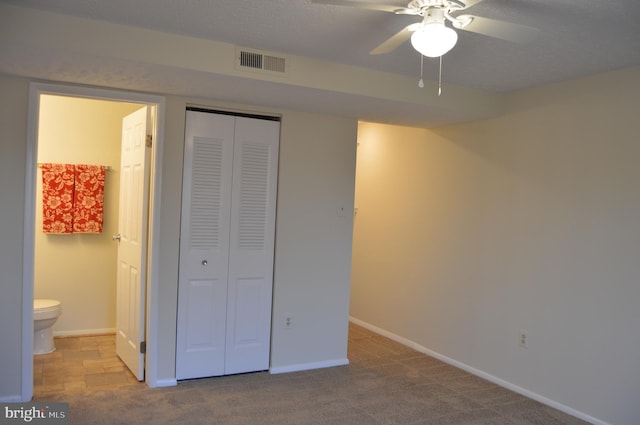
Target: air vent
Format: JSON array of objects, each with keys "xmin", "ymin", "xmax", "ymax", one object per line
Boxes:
[{"xmin": 236, "ymin": 48, "xmax": 288, "ymax": 75}]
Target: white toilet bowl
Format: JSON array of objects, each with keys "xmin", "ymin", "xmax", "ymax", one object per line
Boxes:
[{"xmin": 34, "ymin": 299, "xmax": 62, "ymax": 355}]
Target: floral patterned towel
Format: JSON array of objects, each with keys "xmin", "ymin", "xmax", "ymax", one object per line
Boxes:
[
  {"xmin": 41, "ymin": 163, "xmax": 75, "ymax": 234},
  {"xmin": 41, "ymin": 163, "xmax": 106, "ymax": 234},
  {"xmin": 73, "ymin": 164, "xmax": 106, "ymax": 233}
]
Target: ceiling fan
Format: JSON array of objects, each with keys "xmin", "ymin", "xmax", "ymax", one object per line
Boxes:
[{"xmin": 311, "ymin": 0, "xmax": 538, "ymax": 58}]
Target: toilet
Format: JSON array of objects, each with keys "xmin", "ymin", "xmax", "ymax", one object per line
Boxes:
[{"xmin": 33, "ymin": 299, "xmax": 62, "ymax": 355}]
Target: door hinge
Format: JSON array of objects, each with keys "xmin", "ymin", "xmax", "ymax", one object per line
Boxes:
[
  {"xmin": 140, "ymin": 341, "xmax": 146, "ymax": 354},
  {"xmin": 146, "ymin": 134, "xmax": 153, "ymax": 148}
]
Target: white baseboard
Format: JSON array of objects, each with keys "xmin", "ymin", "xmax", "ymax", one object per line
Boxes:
[
  {"xmin": 0, "ymin": 395, "xmax": 24, "ymax": 403},
  {"xmin": 349, "ymin": 316, "xmax": 608, "ymax": 425},
  {"xmin": 150, "ymin": 379, "xmax": 177, "ymax": 388},
  {"xmin": 53, "ymin": 328, "xmax": 116, "ymax": 337},
  {"xmin": 269, "ymin": 358, "xmax": 349, "ymax": 375}
]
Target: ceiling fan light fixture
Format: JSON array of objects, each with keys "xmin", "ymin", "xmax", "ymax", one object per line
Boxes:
[{"xmin": 410, "ymin": 21, "xmax": 458, "ymax": 58}]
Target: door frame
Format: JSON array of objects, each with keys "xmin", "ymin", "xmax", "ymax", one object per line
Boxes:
[{"xmin": 22, "ymin": 82, "xmax": 166, "ymax": 399}]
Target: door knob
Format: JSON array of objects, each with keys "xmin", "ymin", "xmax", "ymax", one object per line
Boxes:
[
  {"xmin": 112, "ymin": 234, "xmax": 121, "ymax": 241},
  {"xmin": 202, "ymin": 260, "xmax": 208, "ymax": 266}
]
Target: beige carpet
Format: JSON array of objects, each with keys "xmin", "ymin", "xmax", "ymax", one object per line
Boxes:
[{"xmin": 35, "ymin": 323, "xmax": 588, "ymax": 424}]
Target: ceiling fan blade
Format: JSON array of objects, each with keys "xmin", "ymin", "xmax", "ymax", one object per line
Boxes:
[
  {"xmin": 459, "ymin": 0, "xmax": 485, "ymax": 10},
  {"xmin": 370, "ymin": 22, "xmax": 421, "ymax": 55},
  {"xmin": 311, "ymin": 0, "xmax": 402, "ymax": 13},
  {"xmin": 454, "ymin": 15, "xmax": 540, "ymax": 43}
]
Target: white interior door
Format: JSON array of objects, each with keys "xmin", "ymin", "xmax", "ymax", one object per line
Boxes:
[
  {"xmin": 224, "ymin": 116, "xmax": 280, "ymax": 375},
  {"xmin": 176, "ymin": 109, "xmax": 279, "ymax": 380},
  {"xmin": 115, "ymin": 106, "xmax": 150, "ymax": 381},
  {"xmin": 176, "ymin": 111, "xmax": 235, "ymax": 380}
]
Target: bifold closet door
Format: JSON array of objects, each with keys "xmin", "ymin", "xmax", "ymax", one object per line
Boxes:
[
  {"xmin": 176, "ymin": 112, "xmax": 235, "ymax": 380},
  {"xmin": 224, "ymin": 116, "xmax": 279, "ymax": 375},
  {"xmin": 176, "ymin": 110, "xmax": 279, "ymax": 380}
]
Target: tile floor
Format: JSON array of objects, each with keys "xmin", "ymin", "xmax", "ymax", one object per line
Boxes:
[{"xmin": 33, "ymin": 334, "xmax": 141, "ymax": 398}]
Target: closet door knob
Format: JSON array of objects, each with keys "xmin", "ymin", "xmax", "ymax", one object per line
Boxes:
[
  {"xmin": 112, "ymin": 234, "xmax": 121, "ymax": 242},
  {"xmin": 202, "ymin": 260, "xmax": 208, "ymax": 266}
]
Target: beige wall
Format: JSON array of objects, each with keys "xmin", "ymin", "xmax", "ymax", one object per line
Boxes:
[
  {"xmin": 35, "ymin": 95, "xmax": 141, "ymax": 335},
  {"xmin": 351, "ymin": 66, "xmax": 640, "ymax": 425}
]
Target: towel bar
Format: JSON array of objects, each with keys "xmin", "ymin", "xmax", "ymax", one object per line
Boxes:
[{"xmin": 37, "ymin": 163, "xmax": 111, "ymax": 170}]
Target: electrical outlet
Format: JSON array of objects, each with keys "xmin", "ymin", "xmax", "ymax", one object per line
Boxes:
[
  {"xmin": 519, "ymin": 330, "xmax": 528, "ymax": 349},
  {"xmin": 284, "ymin": 314, "xmax": 294, "ymax": 329}
]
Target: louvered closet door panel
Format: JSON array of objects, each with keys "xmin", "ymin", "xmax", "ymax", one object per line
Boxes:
[
  {"xmin": 225, "ymin": 116, "xmax": 280, "ymax": 375},
  {"xmin": 176, "ymin": 111, "xmax": 235, "ymax": 380}
]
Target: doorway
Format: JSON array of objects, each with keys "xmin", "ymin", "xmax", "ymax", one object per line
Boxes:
[
  {"xmin": 35, "ymin": 95, "xmax": 141, "ymax": 337},
  {"xmin": 22, "ymin": 83, "xmax": 165, "ymax": 400}
]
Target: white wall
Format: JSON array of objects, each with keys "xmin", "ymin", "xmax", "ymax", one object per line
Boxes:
[
  {"xmin": 1, "ymin": 81, "xmax": 358, "ymax": 398},
  {"xmin": 35, "ymin": 95, "xmax": 141, "ymax": 335},
  {"xmin": 271, "ymin": 111, "xmax": 357, "ymax": 371},
  {"xmin": 0, "ymin": 2, "xmax": 502, "ymax": 128},
  {"xmin": 351, "ymin": 66, "xmax": 640, "ymax": 425},
  {"xmin": 153, "ymin": 98, "xmax": 357, "ymax": 381},
  {"xmin": 0, "ymin": 75, "xmax": 29, "ymax": 401}
]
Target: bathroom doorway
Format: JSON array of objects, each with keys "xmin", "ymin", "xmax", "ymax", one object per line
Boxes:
[
  {"xmin": 23, "ymin": 83, "xmax": 165, "ymax": 400},
  {"xmin": 34, "ymin": 95, "xmax": 141, "ymax": 338}
]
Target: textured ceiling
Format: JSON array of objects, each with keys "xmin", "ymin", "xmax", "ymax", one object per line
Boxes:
[{"xmin": 2, "ymin": 0, "xmax": 639, "ymax": 92}]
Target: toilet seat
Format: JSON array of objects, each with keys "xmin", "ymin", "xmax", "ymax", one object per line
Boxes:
[
  {"xmin": 35, "ymin": 298, "xmax": 61, "ymax": 310},
  {"xmin": 34, "ymin": 299, "xmax": 61, "ymax": 320}
]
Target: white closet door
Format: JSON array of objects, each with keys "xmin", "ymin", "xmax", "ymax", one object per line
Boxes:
[
  {"xmin": 176, "ymin": 111, "xmax": 235, "ymax": 380},
  {"xmin": 224, "ymin": 117, "xmax": 280, "ymax": 375}
]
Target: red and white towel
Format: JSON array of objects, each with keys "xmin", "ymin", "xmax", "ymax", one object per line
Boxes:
[
  {"xmin": 41, "ymin": 163, "xmax": 106, "ymax": 234},
  {"xmin": 73, "ymin": 164, "xmax": 106, "ymax": 233},
  {"xmin": 41, "ymin": 163, "xmax": 75, "ymax": 234}
]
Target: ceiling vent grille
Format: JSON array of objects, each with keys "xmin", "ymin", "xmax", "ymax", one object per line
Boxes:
[{"xmin": 236, "ymin": 48, "xmax": 288, "ymax": 75}]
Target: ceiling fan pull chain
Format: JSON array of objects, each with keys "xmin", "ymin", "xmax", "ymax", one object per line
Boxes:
[
  {"xmin": 438, "ymin": 55, "xmax": 443, "ymax": 96},
  {"xmin": 418, "ymin": 54, "xmax": 425, "ymax": 88}
]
